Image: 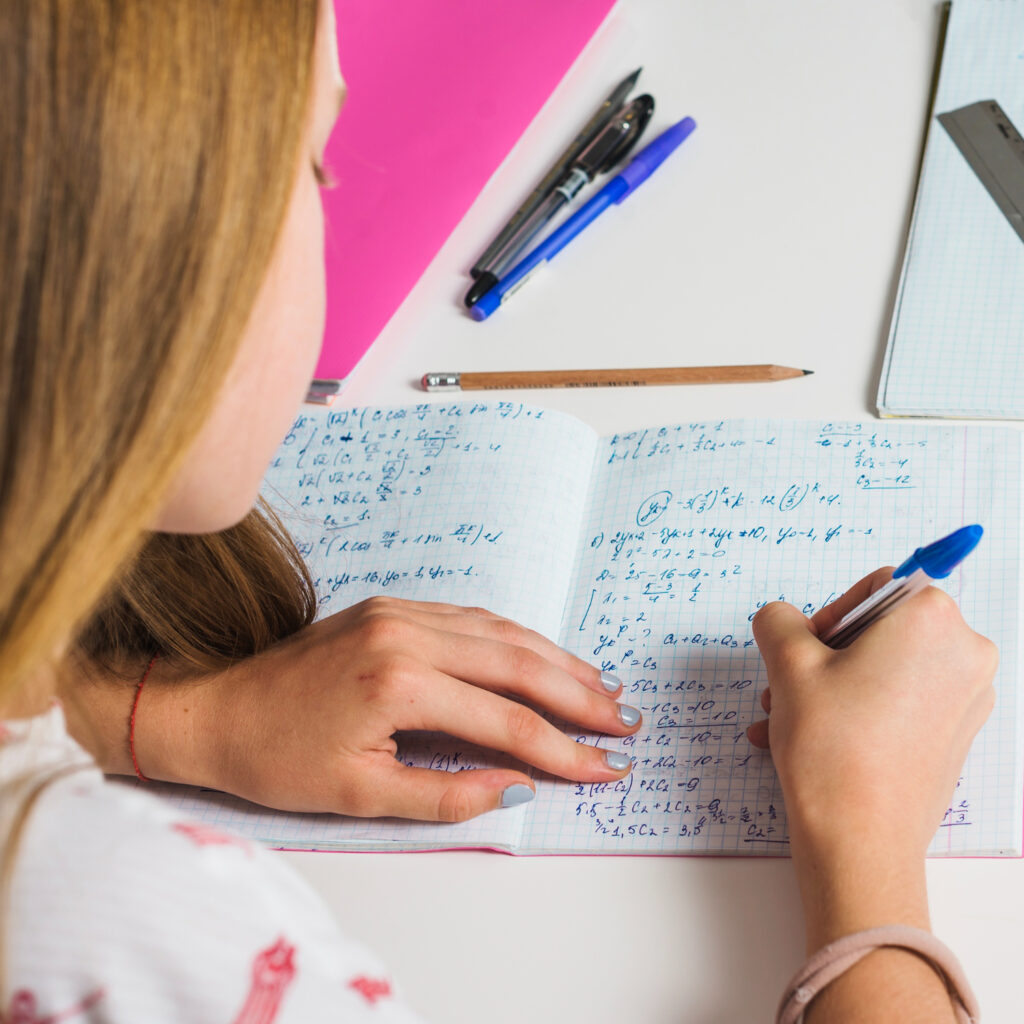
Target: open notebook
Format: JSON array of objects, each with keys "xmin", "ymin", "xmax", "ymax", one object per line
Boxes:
[
  {"xmin": 877, "ymin": 0, "xmax": 1024, "ymax": 418},
  {"xmin": 149, "ymin": 403, "xmax": 1022, "ymax": 856}
]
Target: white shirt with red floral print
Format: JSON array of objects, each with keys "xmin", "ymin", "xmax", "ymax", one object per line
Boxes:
[{"xmin": 0, "ymin": 705, "xmax": 425, "ymax": 1024}]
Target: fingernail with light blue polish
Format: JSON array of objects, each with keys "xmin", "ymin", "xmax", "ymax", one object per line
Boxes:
[
  {"xmin": 618, "ymin": 704, "xmax": 641, "ymax": 727},
  {"xmin": 605, "ymin": 751, "xmax": 631, "ymax": 772},
  {"xmin": 501, "ymin": 784, "xmax": 535, "ymax": 808},
  {"xmin": 600, "ymin": 671, "xmax": 622, "ymax": 693}
]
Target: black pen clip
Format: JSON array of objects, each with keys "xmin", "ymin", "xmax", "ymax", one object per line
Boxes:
[
  {"xmin": 598, "ymin": 93, "xmax": 659, "ymax": 172},
  {"xmin": 574, "ymin": 95, "xmax": 652, "ymax": 178}
]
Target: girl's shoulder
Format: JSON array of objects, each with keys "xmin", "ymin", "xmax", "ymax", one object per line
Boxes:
[{"xmin": 2, "ymin": 705, "xmax": 423, "ymax": 1024}]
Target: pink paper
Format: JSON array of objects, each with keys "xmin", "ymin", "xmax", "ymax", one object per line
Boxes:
[{"xmin": 316, "ymin": 0, "xmax": 617, "ymax": 382}]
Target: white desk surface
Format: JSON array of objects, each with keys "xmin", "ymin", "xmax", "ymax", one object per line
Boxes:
[{"xmin": 280, "ymin": 2, "xmax": 1024, "ymax": 1020}]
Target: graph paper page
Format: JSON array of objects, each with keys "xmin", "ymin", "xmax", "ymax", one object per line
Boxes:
[
  {"xmin": 526, "ymin": 419, "xmax": 1022, "ymax": 856},
  {"xmin": 153, "ymin": 401, "xmax": 598, "ymax": 850},
  {"xmin": 878, "ymin": 0, "xmax": 1024, "ymax": 418}
]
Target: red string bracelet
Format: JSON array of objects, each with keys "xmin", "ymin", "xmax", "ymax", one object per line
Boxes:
[{"xmin": 129, "ymin": 655, "xmax": 159, "ymax": 783}]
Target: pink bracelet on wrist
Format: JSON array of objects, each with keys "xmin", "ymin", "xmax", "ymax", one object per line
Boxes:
[{"xmin": 776, "ymin": 925, "xmax": 979, "ymax": 1024}]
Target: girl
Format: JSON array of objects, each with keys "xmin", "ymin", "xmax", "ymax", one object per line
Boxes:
[{"xmin": 1, "ymin": 1, "xmax": 996, "ymax": 1020}]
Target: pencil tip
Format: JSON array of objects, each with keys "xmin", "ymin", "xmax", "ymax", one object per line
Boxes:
[{"xmin": 802, "ymin": 369, "xmax": 814, "ymax": 375}]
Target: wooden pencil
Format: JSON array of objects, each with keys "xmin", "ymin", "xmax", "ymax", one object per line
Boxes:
[{"xmin": 421, "ymin": 365, "xmax": 812, "ymax": 392}]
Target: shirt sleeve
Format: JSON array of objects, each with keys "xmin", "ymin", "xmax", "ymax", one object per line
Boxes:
[{"xmin": 7, "ymin": 769, "xmax": 427, "ymax": 1024}]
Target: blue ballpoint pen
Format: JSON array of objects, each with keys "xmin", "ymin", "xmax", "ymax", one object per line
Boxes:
[
  {"xmin": 820, "ymin": 525, "xmax": 983, "ymax": 649},
  {"xmin": 469, "ymin": 115, "xmax": 697, "ymax": 321}
]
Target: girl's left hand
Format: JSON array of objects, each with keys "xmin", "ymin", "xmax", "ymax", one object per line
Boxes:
[{"xmin": 125, "ymin": 596, "xmax": 642, "ymax": 822}]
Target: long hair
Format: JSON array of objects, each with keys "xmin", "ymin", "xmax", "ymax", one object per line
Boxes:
[{"xmin": 0, "ymin": 0, "xmax": 321, "ymax": 699}]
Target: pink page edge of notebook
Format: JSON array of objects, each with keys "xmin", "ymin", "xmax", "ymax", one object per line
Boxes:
[{"xmin": 315, "ymin": 0, "xmax": 618, "ymax": 384}]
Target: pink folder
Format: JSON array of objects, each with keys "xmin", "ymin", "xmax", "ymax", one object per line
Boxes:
[{"xmin": 316, "ymin": 0, "xmax": 618, "ymax": 384}]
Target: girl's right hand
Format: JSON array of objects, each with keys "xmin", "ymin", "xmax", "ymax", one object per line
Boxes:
[
  {"xmin": 748, "ymin": 571, "xmax": 997, "ymax": 866},
  {"xmin": 747, "ymin": 568, "xmax": 997, "ymax": 987}
]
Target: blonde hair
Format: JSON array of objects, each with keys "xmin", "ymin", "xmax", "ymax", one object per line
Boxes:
[{"xmin": 0, "ymin": 0, "xmax": 321, "ymax": 697}]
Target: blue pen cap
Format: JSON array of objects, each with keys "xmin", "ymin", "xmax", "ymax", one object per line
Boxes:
[
  {"xmin": 892, "ymin": 524, "xmax": 983, "ymax": 579},
  {"xmin": 616, "ymin": 116, "xmax": 696, "ymax": 201}
]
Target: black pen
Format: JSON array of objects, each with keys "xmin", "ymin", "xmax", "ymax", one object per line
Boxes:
[
  {"xmin": 466, "ymin": 67, "xmax": 642, "ymax": 305},
  {"xmin": 465, "ymin": 94, "xmax": 654, "ymax": 308}
]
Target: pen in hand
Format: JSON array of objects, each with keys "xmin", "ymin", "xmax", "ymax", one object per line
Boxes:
[{"xmin": 821, "ymin": 525, "xmax": 983, "ymax": 649}]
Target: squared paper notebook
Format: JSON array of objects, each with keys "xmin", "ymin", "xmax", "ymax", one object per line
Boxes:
[
  {"xmin": 877, "ymin": 0, "xmax": 1024, "ymax": 419},
  {"xmin": 149, "ymin": 403, "xmax": 1024, "ymax": 857}
]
